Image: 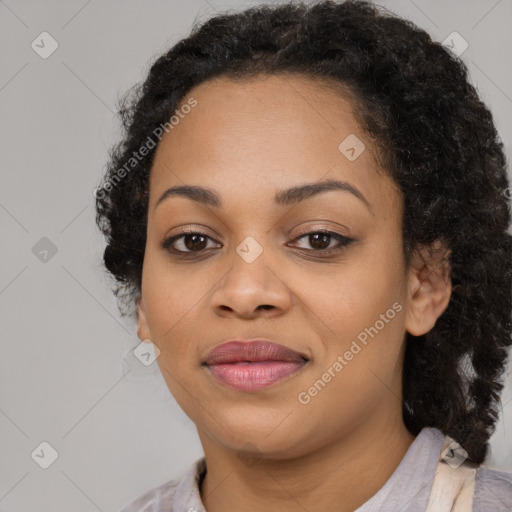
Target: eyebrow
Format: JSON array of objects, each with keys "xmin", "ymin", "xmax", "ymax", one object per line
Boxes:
[{"xmin": 155, "ymin": 179, "xmax": 373, "ymax": 215}]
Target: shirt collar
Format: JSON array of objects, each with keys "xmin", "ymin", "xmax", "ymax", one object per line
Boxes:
[
  {"xmin": 172, "ymin": 455, "xmax": 207, "ymax": 512},
  {"xmin": 355, "ymin": 427, "xmax": 445, "ymax": 512}
]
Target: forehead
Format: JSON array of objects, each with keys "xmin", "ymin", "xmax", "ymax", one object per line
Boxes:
[{"xmin": 148, "ymin": 74, "xmax": 397, "ymax": 212}]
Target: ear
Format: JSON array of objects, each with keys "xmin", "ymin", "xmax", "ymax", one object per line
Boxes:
[
  {"xmin": 136, "ymin": 295, "xmax": 152, "ymax": 343},
  {"xmin": 405, "ymin": 240, "xmax": 452, "ymax": 337}
]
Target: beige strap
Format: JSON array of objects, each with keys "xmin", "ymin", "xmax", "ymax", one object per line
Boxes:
[{"xmin": 425, "ymin": 436, "xmax": 477, "ymax": 512}]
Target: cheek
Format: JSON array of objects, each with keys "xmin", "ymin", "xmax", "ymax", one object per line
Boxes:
[
  {"xmin": 300, "ymin": 241, "xmax": 406, "ymax": 369},
  {"xmin": 298, "ymin": 255, "xmax": 404, "ymax": 336},
  {"xmin": 140, "ymin": 257, "xmax": 210, "ymax": 363},
  {"xmin": 142, "ymin": 251, "xmax": 207, "ymax": 321},
  {"xmin": 142, "ymin": 262, "xmax": 205, "ymax": 403}
]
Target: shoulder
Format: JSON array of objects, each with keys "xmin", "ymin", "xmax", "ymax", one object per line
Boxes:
[
  {"xmin": 473, "ymin": 465, "xmax": 512, "ymax": 511},
  {"xmin": 118, "ymin": 478, "xmax": 181, "ymax": 512}
]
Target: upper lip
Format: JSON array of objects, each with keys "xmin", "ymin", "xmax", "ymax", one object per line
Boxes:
[{"xmin": 203, "ymin": 339, "xmax": 309, "ymax": 365}]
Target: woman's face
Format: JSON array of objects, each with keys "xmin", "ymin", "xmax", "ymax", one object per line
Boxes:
[{"xmin": 136, "ymin": 74, "xmax": 437, "ymax": 459}]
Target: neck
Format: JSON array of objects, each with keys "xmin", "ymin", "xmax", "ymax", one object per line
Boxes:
[{"xmin": 198, "ymin": 412, "xmax": 416, "ymax": 512}]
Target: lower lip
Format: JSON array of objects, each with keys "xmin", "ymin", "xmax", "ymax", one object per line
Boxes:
[{"xmin": 205, "ymin": 360, "xmax": 307, "ymax": 392}]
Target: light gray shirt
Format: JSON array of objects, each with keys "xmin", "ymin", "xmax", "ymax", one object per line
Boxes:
[{"xmin": 119, "ymin": 427, "xmax": 512, "ymax": 511}]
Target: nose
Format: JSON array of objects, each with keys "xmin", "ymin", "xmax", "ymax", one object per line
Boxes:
[{"xmin": 210, "ymin": 246, "xmax": 292, "ymax": 320}]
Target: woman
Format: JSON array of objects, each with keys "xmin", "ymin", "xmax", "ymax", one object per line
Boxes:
[{"xmin": 95, "ymin": 1, "xmax": 512, "ymax": 510}]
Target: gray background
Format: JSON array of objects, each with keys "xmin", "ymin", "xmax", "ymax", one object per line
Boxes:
[{"xmin": 1, "ymin": 0, "xmax": 511, "ymax": 510}]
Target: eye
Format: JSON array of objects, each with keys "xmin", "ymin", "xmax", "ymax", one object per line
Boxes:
[
  {"xmin": 288, "ymin": 229, "xmax": 355, "ymax": 253},
  {"xmin": 161, "ymin": 229, "xmax": 222, "ymax": 255}
]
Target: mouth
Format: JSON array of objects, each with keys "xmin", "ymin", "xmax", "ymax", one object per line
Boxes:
[{"xmin": 202, "ymin": 339, "xmax": 310, "ymax": 392}]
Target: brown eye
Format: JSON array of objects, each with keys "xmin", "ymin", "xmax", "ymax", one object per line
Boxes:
[
  {"xmin": 306, "ymin": 232, "xmax": 331, "ymax": 250},
  {"xmin": 182, "ymin": 233, "xmax": 208, "ymax": 251},
  {"xmin": 162, "ymin": 231, "xmax": 221, "ymax": 254},
  {"xmin": 289, "ymin": 230, "xmax": 355, "ymax": 253}
]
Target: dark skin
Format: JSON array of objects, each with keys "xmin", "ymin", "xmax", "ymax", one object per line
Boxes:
[{"xmin": 136, "ymin": 74, "xmax": 452, "ymax": 511}]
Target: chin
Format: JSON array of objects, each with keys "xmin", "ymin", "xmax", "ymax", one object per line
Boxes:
[{"xmin": 203, "ymin": 412, "xmax": 308, "ymax": 456}]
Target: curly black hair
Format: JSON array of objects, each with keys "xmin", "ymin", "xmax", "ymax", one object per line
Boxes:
[{"xmin": 95, "ymin": 0, "xmax": 512, "ymax": 463}]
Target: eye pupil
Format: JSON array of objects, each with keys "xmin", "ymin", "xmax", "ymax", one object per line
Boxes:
[
  {"xmin": 185, "ymin": 234, "xmax": 207, "ymax": 251},
  {"xmin": 309, "ymin": 233, "xmax": 330, "ymax": 250}
]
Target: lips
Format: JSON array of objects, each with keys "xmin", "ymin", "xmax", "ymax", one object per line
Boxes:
[
  {"xmin": 202, "ymin": 339, "xmax": 309, "ymax": 392},
  {"xmin": 203, "ymin": 339, "xmax": 309, "ymax": 365}
]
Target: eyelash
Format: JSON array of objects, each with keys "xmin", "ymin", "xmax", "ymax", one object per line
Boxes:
[{"xmin": 161, "ymin": 227, "xmax": 355, "ymax": 257}]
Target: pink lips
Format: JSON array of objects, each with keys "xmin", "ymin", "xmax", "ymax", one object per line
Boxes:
[{"xmin": 203, "ymin": 340, "xmax": 309, "ymax": 392}]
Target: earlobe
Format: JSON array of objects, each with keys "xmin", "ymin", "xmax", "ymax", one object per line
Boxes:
[
  {"xmin": 404, "ymin": 241, "xmax": 452, "ymax": 337},
  {"xmin": 136, "ymin": 296, "xmax": 152, "ymax": 342}
]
